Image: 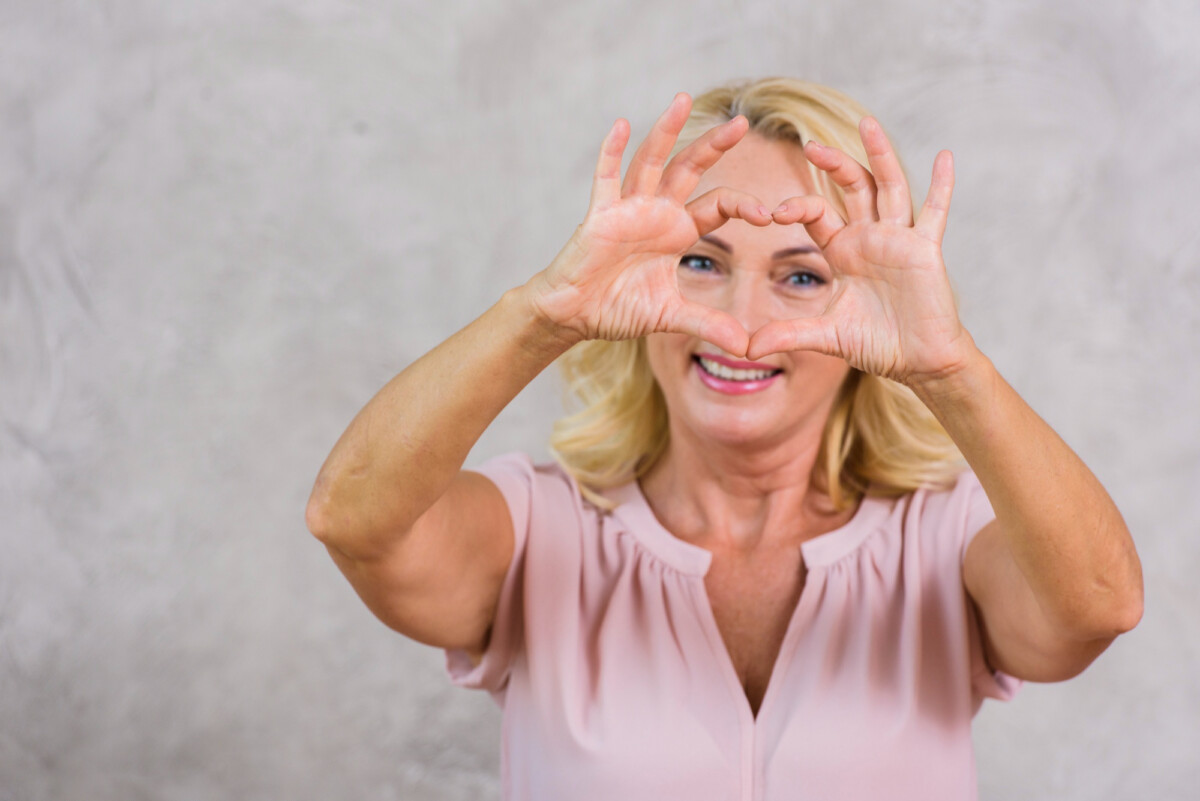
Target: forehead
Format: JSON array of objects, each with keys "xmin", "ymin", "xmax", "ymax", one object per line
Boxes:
[
  {"xmin": 688, "ymin": 132, "xmax": 815, "ymax": 207},
  {"xmin": 687, "ymin": 132, "xmax": 822, "ymax": 253}
]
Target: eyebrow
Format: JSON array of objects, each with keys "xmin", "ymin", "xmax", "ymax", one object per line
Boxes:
[{"xmin": 699, "ymin": 234, "xmax": 819, "ymax": 259}]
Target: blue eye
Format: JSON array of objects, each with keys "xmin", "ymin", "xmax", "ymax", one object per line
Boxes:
[
  {"xmin": 680, "ymin": 254, "xmax": 716, "ymax": 272},
  {"xmin": 786, "ymin": 271, "xmax": 824, "ymax": 287}
]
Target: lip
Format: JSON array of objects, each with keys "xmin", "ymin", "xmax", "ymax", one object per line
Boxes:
[
  {"xmin": 694, "ymin": 352, "xmax": 782, "ymax": 371},
  {"xmin": 692, "ymin": 354, "xmax": 782, "ymax": 395}
]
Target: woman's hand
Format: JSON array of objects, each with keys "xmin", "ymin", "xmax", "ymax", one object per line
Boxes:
[
  {"xmin": 747, "ymin": 117, "xmax": 975, "ymax": 386},
  {"xmin": 526, "ymin": 93, "xmax": 773, "ymax": 357}
]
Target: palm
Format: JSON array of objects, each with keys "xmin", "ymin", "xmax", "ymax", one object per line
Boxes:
[
  {"xmin": 558, "ymin": 198, "xmax": 702, "ymax": 341},
  {"xmin": 816, "ymin": 223, "xmax": 962, "ymax": 380},
  {"xmin": 748, "ymin": 119, "xmax": 971, "ymax": 385},
  {"xmin": 529, "ymin": 95, "xmax": 770, "ymax": 356}
]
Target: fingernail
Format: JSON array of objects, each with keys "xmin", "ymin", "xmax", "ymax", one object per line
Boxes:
[
  {"xmin": 773, "ymin": 203, "xmax": 788, "ymax": 214},
  {"xmin": 757, "ymin": 205, "xmax": 770, "ymax": 217}
]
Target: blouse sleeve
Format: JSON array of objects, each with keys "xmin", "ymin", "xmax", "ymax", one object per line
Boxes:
[
  {"xmin": 956, "ymin": 470, "xmax": 1024, "ymax": 705},
  {"xmin": 442, "ymin": 452, "xmax": 535, "ymax": 700}
]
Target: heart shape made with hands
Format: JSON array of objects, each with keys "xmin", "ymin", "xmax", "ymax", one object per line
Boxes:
[
  {"xmin": 574, "ymin": 99, "xmax": 961, "ymax": 383},
  {"xmin": 667, "ymin": 200, "xmax": 833, "ymax": 359}
]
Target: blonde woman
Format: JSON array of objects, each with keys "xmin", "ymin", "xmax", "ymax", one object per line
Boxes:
[{"xmin": 306, "ymin": 79, "xmax": 1143, "ymax": 799}]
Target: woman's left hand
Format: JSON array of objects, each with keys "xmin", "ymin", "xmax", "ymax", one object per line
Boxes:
[
  {"xmin": 750, "ymin": 119, "xmax": 1145, "ymax": 682},
  {"xmin": 747, "ymin": 117, "xmax": 975, "ymax": 387}
]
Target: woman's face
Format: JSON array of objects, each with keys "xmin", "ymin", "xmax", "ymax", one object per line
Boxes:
[{"xmin": 645, "ymin": 132, "xmax": 851, "ymax": 450}]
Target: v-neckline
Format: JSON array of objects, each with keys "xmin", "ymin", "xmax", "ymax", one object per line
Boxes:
[
  {"xmin": 606, "ymin": 478, "xmax": 892, "ymax": 724},
  {"xmin": 703, "ymin": 552, "xmax": 809, "ymax": 719}
]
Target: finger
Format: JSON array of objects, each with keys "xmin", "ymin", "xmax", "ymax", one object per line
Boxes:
[
  {"xmin": 746, "ymin": 317, "xmax": 841, "ymax": 361},
  {"xmin": 859, "ymin": 117, "xmax": 913, "ymax": 226},
  {"xmin": 589, "ymin": 118, "xmax": 632, "ymax": 210},
  {"xmin": 656, "ymin": 115, "xmax": 749, "ymax": 203},
  {"xmin": 666, "ymin": 300, "xmax": 750, "ymax": 357},
  {"xmin": 622, "ymin": 93, "xmax": 691, "ymax": 196},
  {"xmin": 914, "ymin": 150, "xmax": 955, "ymax": 244},
  {"xmin": 770, "ymin": 195, "xmax": 844, "ymax": 251},
  {"xmin": 803, "ymin": 140, "xmax": 878, "ymax": 223},
  {"xmin": 686, "ymin": 187, "xmax": 773, "ymax": 237}
]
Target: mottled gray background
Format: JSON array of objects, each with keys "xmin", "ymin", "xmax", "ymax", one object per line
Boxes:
[{"xmin": 2, "ymin": 0, "xmax": 1197, "ymax": 799}]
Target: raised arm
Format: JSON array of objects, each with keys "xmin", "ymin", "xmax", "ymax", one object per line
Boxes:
[
  {"xmin": 306, "ymin": 93, "xmax": 770, "ymax": 656},
  {"xmin": 751, "ymin": 118, "xmax": 1144, "ymax": 682},
  {"xmin": 305, "ymin": 287, "xmax": 575, "ymax": 654}
]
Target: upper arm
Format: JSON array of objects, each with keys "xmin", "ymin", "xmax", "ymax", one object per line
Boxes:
[
  {"xmin": 963, "ymin": 520, "xmax": 1115, "ymax": 683},
  {"xmin": 324, "ymin": 470, "xmax": 514, "ymax": 658}
]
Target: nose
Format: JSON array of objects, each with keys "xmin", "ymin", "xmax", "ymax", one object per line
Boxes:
[{"xmin": 722, "ymin": 273, "xmax": 775, "ymax": 334}]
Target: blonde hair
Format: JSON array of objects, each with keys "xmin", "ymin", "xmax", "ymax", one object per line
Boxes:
[{"xmin": 550, "ymin": 78, "xmax": 964, "ymax": 510}]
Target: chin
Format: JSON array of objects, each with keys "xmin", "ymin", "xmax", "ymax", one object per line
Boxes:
[{"xmin": 674, "ymin": 400, "xmax": 799, "ymax": 449}]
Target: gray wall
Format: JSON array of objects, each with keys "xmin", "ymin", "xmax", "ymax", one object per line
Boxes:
[{"xmin": 2, "ymin": 1, "xmax": 1197, "ymax": 798}]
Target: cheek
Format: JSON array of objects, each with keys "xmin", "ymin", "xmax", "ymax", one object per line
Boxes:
[
  {"xmin": 644, "ymin": 333, "xmax": 693, "ymax": 383},
  {"xmin": 790, "ymin": 354, "xmax": 852, "ymax": 400}
]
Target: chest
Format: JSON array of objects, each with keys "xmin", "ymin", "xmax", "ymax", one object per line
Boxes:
[{"xmin": 702, "ymin": 548, "xmax": 807, "ymax": 717}]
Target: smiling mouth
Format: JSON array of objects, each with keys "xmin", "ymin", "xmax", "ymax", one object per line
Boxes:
[{"xmin": 693, "ymin": 355, "xmax": 782, "ymax": 382}]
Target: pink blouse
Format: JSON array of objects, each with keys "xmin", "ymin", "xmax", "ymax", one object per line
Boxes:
[{"xmin": 444, "ymin": 453, "xmax": 1020, "ymax": 800}]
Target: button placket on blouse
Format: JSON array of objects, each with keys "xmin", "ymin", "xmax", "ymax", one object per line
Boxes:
[
  {"xmin": 690, "ymin": 562, "xmax": 825, "ymax": 801},
  {"xmin": 610, "ymin": 480, "xmax": 886, "ymax": 800}
]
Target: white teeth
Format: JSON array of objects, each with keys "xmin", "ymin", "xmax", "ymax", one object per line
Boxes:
[{"xmin": 697, "ymin": 357, "xmax": 778, "ymax": 382}]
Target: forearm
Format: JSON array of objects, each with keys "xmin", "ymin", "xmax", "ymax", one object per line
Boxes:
[
  {"xmin": 910, "ymin": 340, "xmax": 1144, "ymax": 638},
  {"xmin": 306, "ymin": 283, "xmax": 579, "ymax": 556}
]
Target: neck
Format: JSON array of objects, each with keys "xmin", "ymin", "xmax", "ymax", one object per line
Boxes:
[{"xmin": 639, "ymin": 415, "xmax": 848, "ymax": 553}]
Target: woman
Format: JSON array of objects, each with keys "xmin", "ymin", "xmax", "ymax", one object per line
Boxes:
[{"xmin": 306, "ymin": 78, "xmax": 1144, "ymax": 799}]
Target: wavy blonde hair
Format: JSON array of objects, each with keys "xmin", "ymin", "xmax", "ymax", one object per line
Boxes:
[{"xmin": 550, "ymin": 78, "xmax": 964, "ymax": 510}]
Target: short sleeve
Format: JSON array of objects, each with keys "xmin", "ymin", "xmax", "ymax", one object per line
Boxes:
[
  {"xmin": 954, "ymin": 470, "xmax": 1024, "ymax": 704},
  {"xmin": 957, "ymin": 470, "xmax": 996, "ymax": 565},
  {"xmin": 442, "ymin": 452, "xmax": 534, "ymax": 699}
]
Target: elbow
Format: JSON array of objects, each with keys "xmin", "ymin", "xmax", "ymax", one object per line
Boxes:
[
  {"xmin": 306, "ymin": 491, "xmax": 369, "ymax": 562},
  {"xmin": 1102, "ymin": 556, "xmax": 1145, "ymax": 636},
  {"xmin": 305, "ymin": 476, "xmax": 343, "ymax": 545},
  {"xmin": 1078, "ymin": 541, "xmax": 1145, "ymax": 638},
  {"xmin": 305, "ymin": 480, "xmax": 407, "ymax": 561},
  {"xmin": 1045, "ymin": 571, "xmax": 1144, "ymax": 644},
  {"xmin": 1071, "ymin": 582, "xmax": 1144, "ymax": 641},
  {"xmin": 1109, "ymin": 587, "xmax": 1144, "ymax": 636},
  {"xmin": 305, "ymin": 494, "xmax": 331, "ymax": 542}
]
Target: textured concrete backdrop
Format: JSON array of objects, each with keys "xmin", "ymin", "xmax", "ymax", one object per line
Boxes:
[{"xmin": 2, "ymin": 1, "xmax": 1197, "ymax": 799}]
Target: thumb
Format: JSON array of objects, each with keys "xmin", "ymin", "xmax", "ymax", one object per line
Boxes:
[
  {"xmin": 747, "ymin": 317, "xmax": 841, "ymax": 361},
  {"xmin": 665, "ymin": 300, "xmax": 749, "ymax": 357}
]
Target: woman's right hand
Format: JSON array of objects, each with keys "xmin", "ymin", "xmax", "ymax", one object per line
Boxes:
[{"xmin": 525, "ymin": 93, "xmax": 773, "ymax": 357}]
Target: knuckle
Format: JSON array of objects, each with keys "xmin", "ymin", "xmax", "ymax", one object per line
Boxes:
[{"xmin": 845, "ymin": 175, "xmax": 873, "ymax": 193}]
